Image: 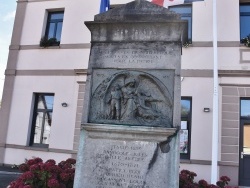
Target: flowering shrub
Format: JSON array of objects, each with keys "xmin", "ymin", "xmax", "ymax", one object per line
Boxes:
[
  {"xmin": 9, "ymin": 157, "xmax": 76, "ymax": 188},
  {"xmin": 179, "ymin": 169, "xmax": 238, "ymax": 188},
  {"xmin": 9, "ymin": 159, "xmax": 238, "ymax": 188},
  {"xmin": 216, "ymin": 176, "xmax": 231, "ymax": 187},
  {"xmin": 179, "ymin": 169, "xmax": 199, "ymax": 188}
]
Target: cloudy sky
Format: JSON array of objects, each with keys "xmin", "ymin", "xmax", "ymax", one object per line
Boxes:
[{"xmin": 0, "ymin": 0, "xmax": 16, "ymax": 100}]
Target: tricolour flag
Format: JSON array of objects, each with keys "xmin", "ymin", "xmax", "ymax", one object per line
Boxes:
[
  {"xmin": 152, "ymin": 0, "xmax": 204, "ymax": 7},
  {"xmin": 100, "ymin": 0, "xmax": 110, "ymax": 13}
]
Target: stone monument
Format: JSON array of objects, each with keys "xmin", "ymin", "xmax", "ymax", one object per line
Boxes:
[{"xmin": 74, "ymin": 0, "xmax": 188, "ymax": 187}]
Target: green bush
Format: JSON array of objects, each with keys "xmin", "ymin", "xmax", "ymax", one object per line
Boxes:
[
  {"xmin": 241, "ymin": 35, "xmax": 250, "ymax": 47},
  {"xmin": 40, "ymin": 37, "xmax": 60, "ymax": 47}
]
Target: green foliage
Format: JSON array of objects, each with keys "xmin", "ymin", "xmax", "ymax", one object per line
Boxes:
[
  {"xmin": 40, "ymin": 37, "xmax": 60, "ymax": 48},
  {"xmin": 182, "ymin": 40, "xmax": 192, "ymax": 48},
  {"xmin": 241, "ymin": 35, "xmax": 250, "ymax": 47}
]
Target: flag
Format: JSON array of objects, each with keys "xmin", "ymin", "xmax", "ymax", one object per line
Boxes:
[
  {"xmin": 151, "ymin": 0, "xmax": 204, "ymax": 7},
  {"xmin": 100, "ymin": 0, "xmax": 110, "ymax": 13}
]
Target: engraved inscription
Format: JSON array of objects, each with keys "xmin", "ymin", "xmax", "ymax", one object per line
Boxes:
[
  {"xmin": 93, "ymin": 48, "xmax": 174, "ymax": 67},
  {"xmin": 89, "ymin": 70, "xmax": 173, "ymax": 127},
  {"xmin": 88, "ymin": 142, "xmax": 155, "ymax": 188}
]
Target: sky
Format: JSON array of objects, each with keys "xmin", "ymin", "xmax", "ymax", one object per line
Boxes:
[{"xmin": 0, "ymin": 1, "xmax": 16, "ymax": 101}]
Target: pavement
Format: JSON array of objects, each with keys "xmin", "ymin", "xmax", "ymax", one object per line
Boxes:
[{"xmin": 0, "ymin": 166, "xmax": 21, "ymax": 188}]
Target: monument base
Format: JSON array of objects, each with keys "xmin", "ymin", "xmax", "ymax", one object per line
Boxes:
[{"xmin": 74, "ymin": 124, "xmax": 179, "ymax": 188}]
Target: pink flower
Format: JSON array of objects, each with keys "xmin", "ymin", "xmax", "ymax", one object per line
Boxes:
[
  {"xmin": 23, "ymin": 185, "xmax": 33, "ymax": 188},
  {"xmin": 42, "ymin": 162, "xmax": 61, "ymax": 173},
  {"xmin": 10, "ymin": 158, "xmax": 76, "ymax": 188},
  {"xmin": 48, "ymin": 178, "xmax": 60, "ymax": 188},
  {"xmin": 19, "ymin": 163, "xmax": 29, "ymax": 172},
  {"xmin": 50, "ymin": 173, "xmax": 58, "ymax": 179},
  {"xmin": 65, "ymin": 168, "xmax": 75, "ymax": 174},
  {"xmin": 52, "ymin": 166, "xmax": 62, "ymax": 173},
  {"xmin": 70, "ymin": 172, "xmax": 75, "ymax": 180},
  {"xmin": 66, "ymin": 158, "xmax": 76, "ymax": 165},
  {"xmin": 60, "ymin": 172, "xmax": 70, "ymax": 182},
  {"xmin": 21, "ymin": 171, "xmax": 35, "ymax": 180},
  {"xmin": 198, "ymin": 179, "xmax": 208, "ymax": 187},
  {"xmin": 8, "ymin": 181, "xmax": 18, "ymax": 188},
  {"xmin": 62, "ymin": 163, "xmax": 72, "ymax": 170},
  {"xmin": 29, "ymin": 164, "xmax": 40, "ymax": 171},
  {"xmin": 220, "ymin": 176, "xmax": 231, "ymax": 182},
  {"xmin": 8, "ymin": 178, "xmax": 25, "ymax": 188},
  {"xmin": 27, "ymin": 159, "xmax": 36, "ymax": 166},
  {"xmin": 58, "ymin": 161, "xmax": 66, "ymax": 168},
  {"xmin": 46, "ymin": 159, "xmax": 56, "ymax": 165},
  {"xmin": 34, "ymin": 157, "xmax": 43, "ymax": 164},
  {"xmin": 208, "ymin": 185, "xmax": 219, "ymax": 188},
  {"xmin": 59, "ymin": 183, "xmax": 67, "ymax": 188}
]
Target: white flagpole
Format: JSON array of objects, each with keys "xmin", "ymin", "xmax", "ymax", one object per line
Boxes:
[{"xmin": 211, "ymin": 0, "xmax": 218, "ymax": 184}]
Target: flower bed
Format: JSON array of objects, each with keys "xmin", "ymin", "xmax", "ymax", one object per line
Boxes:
[
  {"xmin": 180, "ymin": 169, "xmax": 238, "ymax": 188},
  {"xmin": 9, "ymin": 158, "xmax": 238, "ymax": 188},
  {"xmin": 9, "ymin": 158, "xmax": 75, "ymax": 188}
]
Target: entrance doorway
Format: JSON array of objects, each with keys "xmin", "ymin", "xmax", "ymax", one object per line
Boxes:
[
  {"xmin": 239, "ymin": 98, "xmax": 250, "ymax": 186},
  {"xmin": 239, "ymin": 120, "xmax": 250, "ymax": 186}
]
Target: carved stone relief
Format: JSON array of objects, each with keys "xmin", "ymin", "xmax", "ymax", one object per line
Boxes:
[{"xmin": 89, "ymin": 70, "xmax": 173, "ymax": 127}]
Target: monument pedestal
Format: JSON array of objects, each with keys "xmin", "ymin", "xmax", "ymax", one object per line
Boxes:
[
  {"xmin": 75, "ymin": 124, "xmax": 179, "ymax": 188},
  {"xmin": 74, "ymin": 0, "xmax": 187, "ymax": 187}
]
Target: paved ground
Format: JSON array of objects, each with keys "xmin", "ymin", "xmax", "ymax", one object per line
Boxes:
[{"xmin": 0, "ymin": 166, "xmax": 21, "ymax": 188}]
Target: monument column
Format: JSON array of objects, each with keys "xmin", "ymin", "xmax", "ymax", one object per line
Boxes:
[{"xmin": 74, "ymin": 1, "xmax": 187, "ymax": 187}]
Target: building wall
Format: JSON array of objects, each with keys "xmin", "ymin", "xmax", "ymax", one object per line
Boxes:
[
  {"xmin": 1, "ymin": 0, "xmax": 91, "ymax": 164},
  {"xmin": 16, "ymin": 49, "xmax": 89, "ymax": 70},
  {"xmin": 19, "ymin": 0, "xmax": 98, "ymax": 45},
  {"xmin": 181, "ymin": 77, "xmax": 214, "ymax": 161},
  {"xmin": 4, "ymin": 148, "xmax": 72, "ymax": 165},
  {"xmin": 1, "ymin": 0, "xmax": 249, "ymax": 186}
]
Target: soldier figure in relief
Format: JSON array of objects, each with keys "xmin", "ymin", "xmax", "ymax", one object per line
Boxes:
[{"xmin": 109, "ymin": 85, "xmax": 122, "ymax": 120}]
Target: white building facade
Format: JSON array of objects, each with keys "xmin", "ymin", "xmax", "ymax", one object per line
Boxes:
[{"xmin": 1, "ymin": 0, "xmax": 250, "ymax": 186}]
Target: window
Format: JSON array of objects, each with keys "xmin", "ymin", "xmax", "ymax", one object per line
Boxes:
[
  {"xmin": 169, "ymin": 5, "xmax": 192, "ymax": 41},
  {"xmin": 45, "ymin": 11, "xmax": 64, "ymax": 45},
  {"xmin": 240, "ymin": 4, "xmax": 250, "ymax": 40},
  {"xmin": 30, "ymin": 93, "xmax": 54, "ymax": 147},
  {"xmin": 241, "ymin": 98, "xmax": 250, "ymax": 118},
  {"xmin": 180, "ymin": 97, "xmax": 192, "ymax": 159}
]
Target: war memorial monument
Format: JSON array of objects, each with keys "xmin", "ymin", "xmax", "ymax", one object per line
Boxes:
[{"xmin": 74, "ymin": 0, "xmax": 188, "ymax": 187}]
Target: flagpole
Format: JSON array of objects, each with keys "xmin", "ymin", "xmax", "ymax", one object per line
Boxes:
[{"xmin": 211, "ymin": 0, "xmax": 218, "ymax": 184}]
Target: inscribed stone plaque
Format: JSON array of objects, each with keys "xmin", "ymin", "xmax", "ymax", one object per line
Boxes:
[
  {"xmin": 89, "ymin": 43, "xmax": 180, "ymax": 70},
  {"xmin": 81, "ymin": 138, "xmax": 170, "ymax": 188}
]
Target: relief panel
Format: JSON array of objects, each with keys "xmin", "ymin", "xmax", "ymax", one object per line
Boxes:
[{"xmin": 89, "ymin": 69, "xmax": 174, "ymax": 127}]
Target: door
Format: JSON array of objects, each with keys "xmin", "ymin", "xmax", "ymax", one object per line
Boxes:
[{"xmin": 239, "ymin": 119, "xmax": 250, "ymax": 186}]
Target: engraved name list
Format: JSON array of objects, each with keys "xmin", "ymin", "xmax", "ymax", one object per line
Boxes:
[{"xmin": 88, "ymin": 140, "xmax": 156, "ymax": 188}]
